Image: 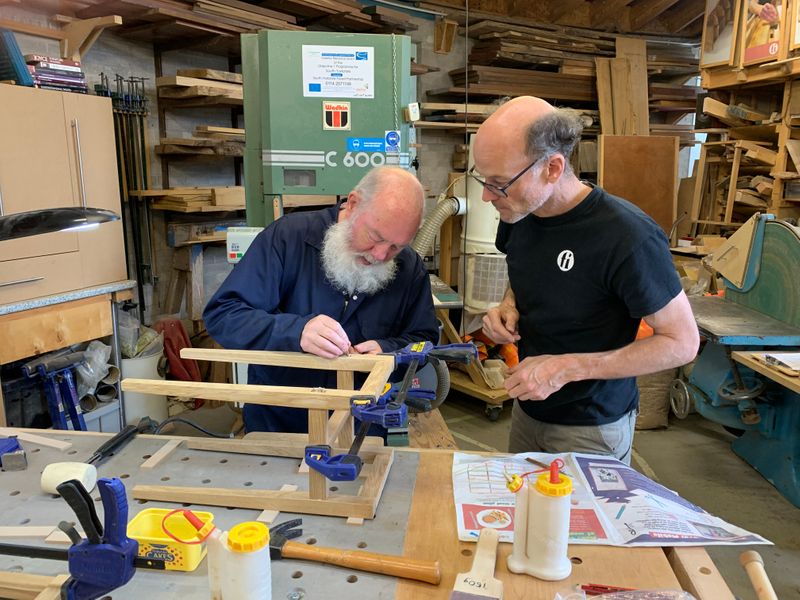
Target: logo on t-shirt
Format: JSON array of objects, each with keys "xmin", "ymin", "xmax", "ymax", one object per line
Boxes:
[{"xmin": 557, "ymin": 250, "xmax": 574, "ymax": 272}]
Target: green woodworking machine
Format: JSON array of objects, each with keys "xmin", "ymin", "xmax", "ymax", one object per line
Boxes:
[{"xmin": 241, "ymin": 30, "xmax": 415, "ymax": 227}]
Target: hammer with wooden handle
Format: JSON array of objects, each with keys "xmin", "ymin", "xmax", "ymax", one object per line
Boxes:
[
  {"xmin": 270, "ymin": 519, "xmax": 441, "ymax": 585},
  {"xmin": 740, "ymin": 550, "xmax": 778, "ymax": 600}
]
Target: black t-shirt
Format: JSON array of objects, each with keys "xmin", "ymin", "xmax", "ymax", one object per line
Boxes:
[{"xmin": 496, "ymin": 185, "xmax": 682, "ymax": 425}]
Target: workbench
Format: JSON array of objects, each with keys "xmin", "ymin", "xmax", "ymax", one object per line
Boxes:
[
  {"xmin": 0, "ymin": 281, "xmax": 136, "ymax": 428},
  {"xmin": 0, "ymin": 429, "xmax": 734, "ymax": 600}
]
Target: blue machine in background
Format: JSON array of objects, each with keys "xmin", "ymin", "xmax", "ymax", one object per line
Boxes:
[{"xmin": 675, "ymin": 214, "xmax": 800, "ymax": 508}]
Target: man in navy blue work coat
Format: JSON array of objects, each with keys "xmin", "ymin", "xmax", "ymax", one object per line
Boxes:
[{"xmin": 203, "ymin": 166, "xmax": 439, "ymax": 433}]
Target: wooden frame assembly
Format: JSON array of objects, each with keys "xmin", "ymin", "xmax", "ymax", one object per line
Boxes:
[{"xmin": 121, "ymin": 348, "xmax": 397, "ymax": 519}]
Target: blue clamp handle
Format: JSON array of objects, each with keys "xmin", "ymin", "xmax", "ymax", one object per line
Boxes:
[
  {"xmin": 63, "ymin": 477, "xmax": 139, "ymax": 600},
  {"xmin": 304, "ymin": 445, "xmax": 362, "ymax": 482}
]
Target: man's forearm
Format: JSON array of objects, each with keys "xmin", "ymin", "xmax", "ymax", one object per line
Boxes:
[{"xmin": 558, "ymin": 332, "xmax": 698, "ymax": 385}]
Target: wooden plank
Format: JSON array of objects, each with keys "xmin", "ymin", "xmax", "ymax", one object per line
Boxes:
[
  {"xmin": 615, "ymin": 37, "xmax": 650, "ymax": 135},
  {"xmin": 185, "ymin": 436, "xmax": 389, "ymax": 457},
  {"xmin": 0, "ymin": 428, "xmax": 72, "ymax": 451},
  {"xmin": 156, "ymin": 75, "xmax": 241, "ymax": 92},
  {"xmin": 121, "ymin": 379, "xmax": 357, "ymax": 410},
  {"xmin": 666, "ymin": 547, "xmax": 736, "ymax": 600},
  {"xmin": 703, "ymin": 97, "xmax": 748, "ymax": 127},
  {"xmin": 308, "ymin": 409, "xmax": 329, "ymax": 500},
  {"xmin": 0, "ymin": 295, "xmax": 112, "ymax": 365},
  {"xmin": 176, "ymin": 68, "xmax": 242, "ymax": 83},
  {"xmin": 784, "ymin": 139, "xmax": 800, "ymax": 171},
  {"xmin": 0, "ymin": 572, "xmax": 70, "ymax": 600},
  {"xmin": 140, "ymin": 439, "xmax": 182, "ymax": 469},
  {"xmin": 610, "ymin": 58, "xmax": 633, "ymax": 135},
  {"xmin": 599, "ymin": 135, "xmax": 679, "ymax": 233},
  {"xmin": 195, "ymin": 125, "xmax": 245, "ymax": 135},
  {"xmin": 724, "ymin": 146, "xmax": 743, "ymax": 224},
  {"xmin": 256, "ymin": 484, "xmax": 298, "ymax": 525},
  {"xmin": 595, "ymin": 57, "xmax": 614, "ymax": 134},
  {"xmin": 408, "ymin": 409, "xmax": 457, "ymax": 450},
  {"xmin": 132, "ymin": 484, "xmax": 378, "ymax": 519},
  {"xmin": 180, "ymin": 347, "xmax": 392, "ymax": 372}
]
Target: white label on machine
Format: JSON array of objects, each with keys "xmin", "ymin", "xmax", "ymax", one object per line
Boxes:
[{"xmin": 302, "ymin": 45, "xmax": 374, "ymax": 99}]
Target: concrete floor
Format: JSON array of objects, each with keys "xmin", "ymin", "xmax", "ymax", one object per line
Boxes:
[{"xmin": 440, "ymin": 392, "xmax": 800, "ymax": 600}]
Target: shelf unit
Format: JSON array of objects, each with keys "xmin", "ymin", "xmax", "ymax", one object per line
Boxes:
[{"xmin": 693, "ymin": 69, "xmax": 800, "ymax": 234}]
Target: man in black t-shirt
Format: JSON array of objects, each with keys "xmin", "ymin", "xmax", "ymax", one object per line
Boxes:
[{"xmin": 473, "ymin": 96, "xmax": 699, "ymax": 464}]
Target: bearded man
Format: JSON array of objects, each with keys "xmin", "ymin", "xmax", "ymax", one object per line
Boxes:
[{"xmin": 203, "ymin": 166, "xmax": 438, "ymax": 433}]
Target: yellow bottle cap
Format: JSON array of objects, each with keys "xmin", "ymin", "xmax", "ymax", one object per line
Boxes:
[
  {"xmin": 227, "ymin": 521, "xmax": 270, "ymax": 553},
  {"xmin": 535, "ymin": 472, "xmax": 573, "ymax": 497}
]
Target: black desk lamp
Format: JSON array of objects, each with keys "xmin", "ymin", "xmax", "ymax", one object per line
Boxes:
[{"xmin": 0, "ymin": 207, "xmax": 120, "ymax": 241}]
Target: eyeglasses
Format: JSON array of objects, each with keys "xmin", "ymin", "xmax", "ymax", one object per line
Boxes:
[{"xmin": 467, "ymin": 156, "xmax": 544, "ymax": 198}]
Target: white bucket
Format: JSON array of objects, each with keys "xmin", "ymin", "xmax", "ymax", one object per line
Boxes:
[{"xmin": 121, "ymin": 349, "xmax": 167, "ymax": 425}]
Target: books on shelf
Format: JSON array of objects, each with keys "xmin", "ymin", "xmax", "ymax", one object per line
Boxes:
[{"xmin": 24, "ymin": 54, "xmax": 88, "ymax": 94}]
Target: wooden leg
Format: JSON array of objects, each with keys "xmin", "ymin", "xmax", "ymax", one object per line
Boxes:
[
  {"xmin": 724, "ymin": 146, "xmax": 742, "ymax": 224},
  {"xmin": 308, "ymin": 409, "xmax": 329, "ymax": 500}
]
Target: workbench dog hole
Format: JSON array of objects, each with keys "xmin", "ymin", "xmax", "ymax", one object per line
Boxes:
[
  {"xmin": 243, "ymin": 481, "xmax": 253, "ymax": 486},
  {"xmin": 181, "ymin": 456, "xmax": 190, "ymax": 462},
  {"xmin": 699, "ymin": 566, "xmax": 712, "ymax": 575},
  {"xmin": 161, "ymin": 477, "xmax": 170, "ymax": 481},
  {"xmin": 120, "ymin": 473, "xmax": 129, "ymax": 479},
  {"xmin": 9, "ymin": 490, "xmax": 19, "ymax": 496},
  {"xmin": 19, "ymin": 518, "xmax": 30, "ymax": 525},
  {"xmin": 347, "ymin": 575, "xmax": 358, "ymax": 583},
  {"xmin": 202, "ymin": 479, "xmax": 211, "ymax": 484},
  {"xmin": 570, "ymin": 556, "xmax": 583, "ymax": 565},
  {"xmin": 291, "ymin": 571, "xmax": 303, "ymax": 579},
  {"xmin": 329, "ymin": 486, "xmax": 338, "ymax": 492},
  {"xmin": 219, "ymin": 459, "xmax": 228, "ymax": 463},
  {"xmin": 306, "ymin": 537, "xmax": 317, "ymax": 545},
  {"xmin": 142, "ymin": 454, "xmax": 151, "ymax": 459},
  {"xmin": 357, "ymin": 542, "xmax": 367, "ymax": 549},
  {"xmin": 260, "ymin": 460, "xmax": 268, "ymax": 466},
  {"xmin": 31, "ymin": 448, "xmax": 39, "ymax": 453},
  {"xmin": 67, "ymin": 450, "xmax": 77, "ymax": 455},
  {"xmin": 461, "ymin": 548, "xmax": 473, "ymax": 557}
]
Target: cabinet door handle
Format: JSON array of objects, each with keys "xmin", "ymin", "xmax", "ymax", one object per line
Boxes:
[
  {"xmin": 72, "ymin": 119, "xmax": 88, "ymax": 208},
  {"xmin": 0, "ymin": 276, "xmax": 45, "ymax": 288}
]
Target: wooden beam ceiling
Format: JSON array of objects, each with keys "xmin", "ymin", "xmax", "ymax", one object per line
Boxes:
[
  {"xmin": 661, "ymin": 0, "xmax": 706, "ymax": 34},
  {"xmin": 589, "ymin": 0, "xmax": 635, "ymax": 30},
  {"xmin": 630, "ymin": 0, "xmax": 682, "ymax": 31}
]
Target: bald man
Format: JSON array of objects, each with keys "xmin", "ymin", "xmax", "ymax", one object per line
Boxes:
[
  {"xmin": 474, "ymin": 97, "xmax": 698, "ymax": 463},
  {"xmin": 204, "ymin": 167, "xmax": 438, "ymax": 433}
]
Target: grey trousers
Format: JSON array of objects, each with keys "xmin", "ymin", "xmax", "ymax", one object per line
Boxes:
[{"xmin": 508, "ymin": 400, "xmax": 637, "ymax": 465}]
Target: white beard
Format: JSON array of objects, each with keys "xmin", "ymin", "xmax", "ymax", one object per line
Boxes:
[{"xmin": 321, "ymin": 219, "xmax": 398, "ymax": 295}]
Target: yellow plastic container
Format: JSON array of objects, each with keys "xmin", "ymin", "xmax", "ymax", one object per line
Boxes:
[{"xmin": 127, "ymin": 508, "xmax": 215, "ymax": 572}]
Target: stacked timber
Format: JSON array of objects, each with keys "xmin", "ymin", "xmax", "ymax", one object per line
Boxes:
[
  {"xmin": 156, "ymin": 69, "xmax": 242, "ymax": 106},
  {"xmin": 445, "ymin": 66, "xmax": 596, "ymax": 102}
]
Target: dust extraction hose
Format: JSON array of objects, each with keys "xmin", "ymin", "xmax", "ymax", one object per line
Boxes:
[{"xmin": 411, "ymin": 196, "xmax": 464, "ymax": 258}]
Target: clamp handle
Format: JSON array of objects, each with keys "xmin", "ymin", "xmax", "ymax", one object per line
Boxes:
[
  {"xmin": 57, "ymin": 479, "xmax": 102, "ymax": 545},
  {"xmin": 97, "ymin": 478, "xmax": 129, "ymax": 546}
]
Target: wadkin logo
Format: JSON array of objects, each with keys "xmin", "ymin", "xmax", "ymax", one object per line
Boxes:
[{"xmin": 557, "ymin": 250, "xmax": 574, "ymax": 272}]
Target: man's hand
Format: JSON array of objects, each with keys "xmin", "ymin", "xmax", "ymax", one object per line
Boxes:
[
  {"xmin": 505, "ymin": 355, "xmax": 566, "ymax": 401},
  {"xmin": 352, "ymin": 340, "xmax": 383, "ymax": 354},
  {"xmin": 482, "ymin": 302, "xmax": 521, "ymax": 344},
  {"xmin": 301, "ymin": 315, "xmax": 351, "ymax": 358}
]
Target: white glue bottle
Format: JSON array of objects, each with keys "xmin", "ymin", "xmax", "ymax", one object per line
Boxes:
[
  {"xmin": 507, "ymin": 460, "xmax": 573, "ymax": 581},
  {"xmin": 207, "ymin": 521, "xmax": 272, "ymax": 600}
]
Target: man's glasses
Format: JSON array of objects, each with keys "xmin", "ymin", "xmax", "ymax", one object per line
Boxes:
[{"xmin": 467, "ymin": 156, "xmax": 544, "ymax": 198}]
